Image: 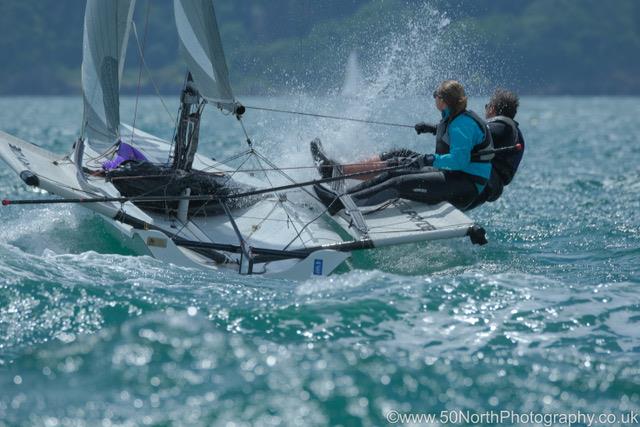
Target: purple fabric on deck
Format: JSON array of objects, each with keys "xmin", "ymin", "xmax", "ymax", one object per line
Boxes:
[{"xmin": 102, "ymin": 141, "xmax": 148, "ymax": 170}]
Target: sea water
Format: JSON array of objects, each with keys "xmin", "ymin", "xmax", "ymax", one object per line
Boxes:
[{"xmin": 0, "ymin": 96, "xmax": 638, "ymax": 426}]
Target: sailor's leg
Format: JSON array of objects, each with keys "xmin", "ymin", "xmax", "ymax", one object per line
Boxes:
[
  {"xmin": 465, "ymin": 170, "xmax": 503, "ymax": 210},
  {"xmin": 310, "ymin": 140, "xmax": 422, "ymax": 181},
  {"xmin": 341, "ymin": 148, "xmax": 422, "ymax": 180},
  {"xmin": 348, "ymin": 170, "xmax": 478, "ymax": 210},
  {"xmin": 309, "ymin": 138, "xmax": 379, "ymax": 179},
  {"xmin": 341, "ymin": 155, "xmax": 386, "ymax": 178},
  {"xmin": 379, "ymin": 149, "xmax": 421, "ymax": 161},
  {"xmin": 313, "ymin": 183, "xmax": 345, "ymax": 215},
  {"xmin": 313, "ymin": 170, "xmax": 409, "ymax": 215},
  {"xmin": 396, "ymin": 171, "xmax": 479, "ymax": 210},
  {"xmin": 310, "ymin": 138, "xmax": 337, "ymax": 179},
  {"xmin": 346, "ymin": 167, "xmax": 430, "ymax": 194},
  {"xmin": 346, "ymin": 171, "xmax": 419, "ymax": 206}
]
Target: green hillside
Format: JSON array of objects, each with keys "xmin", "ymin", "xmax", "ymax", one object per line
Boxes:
[{"xmin": 0, "ymin": 0, "xmax": 637, "ymax": 95}]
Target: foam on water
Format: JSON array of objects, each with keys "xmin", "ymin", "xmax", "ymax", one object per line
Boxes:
[
  {"xmin": 1, "ymin": 246, "xmax": 638, "ymax": 425},
  {"xmin": 1, "ymin": 98, "xmax": 639, "ymax": 425}
]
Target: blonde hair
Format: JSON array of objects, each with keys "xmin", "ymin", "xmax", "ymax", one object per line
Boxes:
[{"xmin": 436, "ymin": 80, "xmax": 468, "ymax": 116}]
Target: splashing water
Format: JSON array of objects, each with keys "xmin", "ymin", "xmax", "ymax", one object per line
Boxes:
[
  {"xmin": 1, "ymin": 3, "xmax": 640, "ymax": 426},
  {"xmin": 244, "ymin": 3, "xmax": 483, "ymax": 186},
  {"xmin": 340, "ymin": 51, "xmax": 365, "ymax": 98}
]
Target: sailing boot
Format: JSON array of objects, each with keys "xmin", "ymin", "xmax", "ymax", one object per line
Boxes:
[
  {"xmin": 313, "ymin": 183, "xmax": 344, "ymax": 215},
  {"xmin": 310, "ymin": 138, "xmax": 338, "ymax": 179}
]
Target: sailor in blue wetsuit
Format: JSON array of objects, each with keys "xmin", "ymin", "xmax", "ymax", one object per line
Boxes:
[{"xmin": 312, "ymin": 80, "xmax": 494, "ymax": 213}]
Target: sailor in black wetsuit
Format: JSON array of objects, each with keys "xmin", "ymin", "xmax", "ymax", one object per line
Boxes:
[
  {"xmin": 312, "ymin": 80, "xmax": 495, "ymax": 213},
  {"xmin": 466, "ymin": 89, "xmax": 525, "ymax": 209}
]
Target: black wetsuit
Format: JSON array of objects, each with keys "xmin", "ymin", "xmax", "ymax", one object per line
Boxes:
[
  {"xmin": 466, "ymin": 116, "xmax": 525, "ymax": 209},
  {"xmin": 344, "ymin": 110, "xmax": 493, "ymax": 211},
  {"xmin": 345, "ymin": 167, "xmax": 480, "ymax": 210}
]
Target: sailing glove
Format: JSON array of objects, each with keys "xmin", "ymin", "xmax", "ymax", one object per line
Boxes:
[
  {"xmin": 385, "ymin": 157, "xmax": 402, "ymax": 168},
  {"xmin": 414, "ymin": 122, "xmax": 437, "ymax": 135},
  {"xmin": 407, "ymin": 154, "xmax": 435, "ymax": 169}
]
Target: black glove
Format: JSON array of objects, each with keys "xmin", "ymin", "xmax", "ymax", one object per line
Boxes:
[
  {"xmin": 407, "ymin": 154, "xmax": 435, "ymax": 169},
  {"xmin": 385, "ymin": 157, "xmax": 402, "ymax": 168},
  {"xmin": 414, "ymin": 122, "xmax": 437, "ymax": 135}
]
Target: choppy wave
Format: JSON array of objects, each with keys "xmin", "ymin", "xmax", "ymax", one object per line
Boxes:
[
  {"xmin": 1, "ymin": 93, "xmax": 640, "ymax": 426},
  {"xmin": 1, "ymin": 247, "xmax": 639, "ymax": 426}
]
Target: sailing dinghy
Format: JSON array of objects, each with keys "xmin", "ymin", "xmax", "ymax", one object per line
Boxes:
[{"xmin": 0, "ymin": 0, "xmax": 487, "ymax": 280}]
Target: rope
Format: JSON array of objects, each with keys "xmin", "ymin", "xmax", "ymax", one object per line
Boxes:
[{"xmin": 243, "ymin": 105, "xmax": 414, "ymax": 129}]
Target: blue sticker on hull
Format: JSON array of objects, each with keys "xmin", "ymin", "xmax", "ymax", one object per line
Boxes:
[{"xmin": 313, "ymin": 259, "xmax": 323, "ymax": 275}]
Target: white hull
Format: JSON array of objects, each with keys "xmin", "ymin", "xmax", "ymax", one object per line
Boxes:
[
  {"xmin": 0, "ymin": 130, "xmax": 350, "ymax": 280},
  {"xmin": 0, "ymin": 129, "xmax": 486, "ymax": 280}
]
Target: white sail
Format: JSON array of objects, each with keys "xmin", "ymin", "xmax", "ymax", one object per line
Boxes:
[
  {"xmin": 173, "ymin": 0, "xmax": 238, "ymax": 113},
  {"xmin": 81, "ymin": 0, "xmax": 136, "ymax": 153}
]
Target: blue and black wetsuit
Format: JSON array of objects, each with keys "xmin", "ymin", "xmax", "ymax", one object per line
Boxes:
[{"xmin": 344, "ymin": 108, "xmax": 493, "ymax": 211}]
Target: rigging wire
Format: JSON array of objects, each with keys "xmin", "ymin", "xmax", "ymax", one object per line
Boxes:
[
  {"xmin": 105, "ymin": 160, "xmax": 390, "ymax": 181},
  {"xmin": 1, "ymin": 162, "xmax": 413, "ymax": 207},
  {"xmin": 235, "ymin": 115, "xmax": 322, "ymax": 203},
  {"xmin": 252, "ymin": 149, "xmax": 322, "ymax": 203},
  {"xmin": 131, "ymin": 11, "xmax": 175, "ymax": 124},
  {"xmin": 201, "ymin": 149, "xmax": 255, "ymax": 172},
  {"xmin": 80, "ymin": 141, "xmax": 119, "ymax": 167},
  {"xmin": 130, "ymin": 0, "xmax": 151, "ymax": 143},
  {"xmin": 236, "ymin": 116, "xmax": 254, "ymax": 148},
  {"xmin": 168, "ymin": 153, "xmax": 255, "ymax": 240},
  {"xmin": 114, "ymin": 8, "xmax": 188, "ymax": 211},
  {"xmin": 282, "ymin": 204, "xmax": 332, "ymax": 251},
  {"xmin": 243, "ymin": 105, "xmax": 415, "ymax": 129},
  {"xmin": 248, "ymin": 149, "xmax": 306, "ymax": 245}
]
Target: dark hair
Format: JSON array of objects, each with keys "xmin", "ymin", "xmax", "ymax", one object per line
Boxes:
[
  {"xmin": 488, "ymin": 89, "xmax": 519, "ymax": 118},
  {"xmin": 436, "ymin": 80, "xmax": 467, "ymax": 116}
]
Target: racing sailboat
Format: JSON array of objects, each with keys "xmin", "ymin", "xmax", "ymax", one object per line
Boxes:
[{"xmin": 0, "ymin": 0, "xmax": 487, "ymax": 280}]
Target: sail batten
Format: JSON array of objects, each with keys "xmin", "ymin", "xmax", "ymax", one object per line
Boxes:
[
  {"xmin": 173, "ymin": 0, "xmax": 237, "ymax": 113},
  {"xmin": 81, "ymin": 0, "xmax": 136, "ymax": 152}
]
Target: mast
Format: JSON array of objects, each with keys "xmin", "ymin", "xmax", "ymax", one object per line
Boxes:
[
  {"xmin": 171, "ymin": 0, "xmax": 246, "ymax": 171},
  {"xmin": 172, "ymin": 73, "xmax": 205, "ymax": 171},
  {"xmin": 173, "ymin": 0, "xmax": 243, "ymax": 115}
]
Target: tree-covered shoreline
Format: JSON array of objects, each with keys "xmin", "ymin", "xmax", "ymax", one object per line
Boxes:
[{"xmin": 0, "ymin": 0, "xmax": 637, "ymax": 96}]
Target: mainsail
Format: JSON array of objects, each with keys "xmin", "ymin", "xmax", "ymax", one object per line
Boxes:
[
  {"xmin": 81, "ymin": 0, "xmax": 136, "ymax": 153},
  {"xmin": 173, "ymin": 0, "xmax": 240, "ymax": 114}
]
